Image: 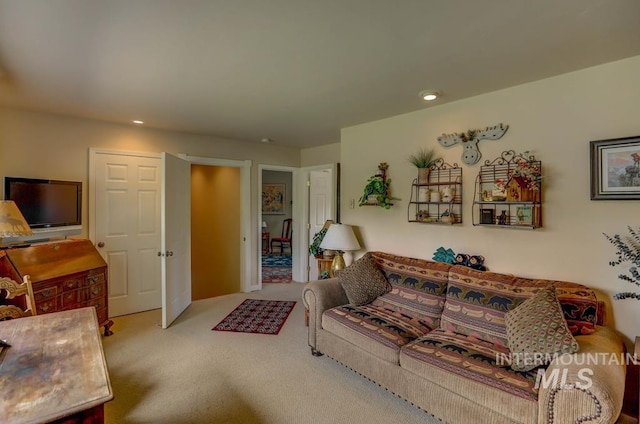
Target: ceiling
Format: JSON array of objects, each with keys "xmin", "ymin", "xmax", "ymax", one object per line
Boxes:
[{"xmin": 1, "ymin": 1, "xmax": 639, "ymax": 148}]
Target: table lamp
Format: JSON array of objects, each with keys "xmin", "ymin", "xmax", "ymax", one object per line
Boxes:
[
  {"xmin": 319, "ymin": 224, "xmax": 361, "ymax": 276},
  {"xmin": 0, "ymin": 200, "xmax": 33, "ymax": 246},
  {"xmin": 262, "ymin": 221, "xmax": 268, "ymax": 233}
]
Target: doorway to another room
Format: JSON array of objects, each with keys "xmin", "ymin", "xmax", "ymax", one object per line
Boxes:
[
  {"xmin": 261, "ymin": 169, "xmax": 294, "ymax": 284},
  {"xmin": 191, "ymin": 164, "xmax": 241, "ymax": 299}
]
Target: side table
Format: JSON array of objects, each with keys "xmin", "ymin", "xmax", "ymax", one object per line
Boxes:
[
  {"xmin": 261, "ymin": 232, "xmax": 270, "ymax": 254},
  {"xmin": 317, "ymin": 257, "xmax": 334, "ymax": 278}
]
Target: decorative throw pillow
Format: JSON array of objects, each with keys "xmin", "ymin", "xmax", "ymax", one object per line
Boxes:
[
  {"xmin": 505, "ymin": 285, "xmax": 579, "ymax": 372},
  {"xmin": 336, "ymin": 253, "xmax": 391, "ymax": 306}
]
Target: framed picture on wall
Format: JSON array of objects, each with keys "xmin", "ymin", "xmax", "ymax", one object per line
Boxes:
[
  {"xmin": 591, "ymin": 136, "xmax": 640, "ymax": 200},
  {"xmin": 262, "ymin": 183, "xmax": 286, "ymax": 214}
]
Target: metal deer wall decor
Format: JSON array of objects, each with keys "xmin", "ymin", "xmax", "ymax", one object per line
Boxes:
[{"xmin": 437, "ymin": 123, "xmax": 509, "ymax": 166}]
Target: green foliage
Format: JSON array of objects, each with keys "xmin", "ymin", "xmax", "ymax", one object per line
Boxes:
[
  {"xmin": 358, "ymin": 175, "xmax": 395, "ymax": 209},
  {"xmin": 309, "ymin": 227, "xmax": 328, "ymax": 257},
  {"xmin": 407, "ymin": 147, "xmax": 440, "ymax": 169},
  {"xmin": 604, "ymin": 226, "xmax": 640, "ymax": 300}
]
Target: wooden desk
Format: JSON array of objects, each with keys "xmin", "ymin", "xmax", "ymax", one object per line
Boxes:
[{"xmin": 0, "ymin": 308, "xmax": 113, "ymax": 424}]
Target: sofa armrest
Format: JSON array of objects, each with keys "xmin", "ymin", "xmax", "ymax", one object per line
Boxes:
[
  {"xmin": 303, "ymin": 278, "xmax": 348, "ymax": 351},
  {"xmin": 537, "ymin": 326, "xmax": 626, "ymax": 424}
]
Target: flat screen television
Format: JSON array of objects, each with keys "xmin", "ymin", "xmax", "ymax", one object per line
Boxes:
[{"xmin": 3, "ymin": 177, "xmax": 82, "ymax": 241}]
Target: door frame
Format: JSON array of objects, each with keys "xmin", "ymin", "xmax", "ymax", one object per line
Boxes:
[
  {"xmin": 258, "ymin": 164, "xmax": 301, "ymax": 285},
  {"xmin": 183, "ymin": 155, "xmax": 252, "ymax": 293},
  {"xmin": 298, "ymin": 163, "xmax": 338, "ymax": 282}
]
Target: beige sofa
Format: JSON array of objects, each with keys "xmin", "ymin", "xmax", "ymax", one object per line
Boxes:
[{"xmin": 303, "ymin": 251, "xmax": 626, "ymax": 424}]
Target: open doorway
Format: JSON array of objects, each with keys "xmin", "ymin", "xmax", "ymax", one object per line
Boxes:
[
  {"xmin": 191, "ymin": 164, "xmax": 241, "ymax": 299},
  {"xmin": 260, "ymin": 169, "xmax": 294, "ymax": 284}
]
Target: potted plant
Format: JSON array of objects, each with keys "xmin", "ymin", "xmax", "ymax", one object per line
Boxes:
[
  {"xmin": 358, "ymin": 175, "xmax": 394, "ymax": 209},
  {"xmin": 408, "ymin": 147, "xmax": 440, "ymax": 183},
  {"xmin": 309, "ymin": 227, "xmax": 328, "ymax": 258},
  {"xmin": 604, "ymin": 226, "xmax": 640, "ymax": 300}
]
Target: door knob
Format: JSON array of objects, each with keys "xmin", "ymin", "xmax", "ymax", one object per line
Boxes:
[
  {"xmin": 167, "ymin": 251, "xmax": 174, "ymax": 257},
  {"xmin": 97, "ymin": 242, "xmax": 105, "ymax": 248}
]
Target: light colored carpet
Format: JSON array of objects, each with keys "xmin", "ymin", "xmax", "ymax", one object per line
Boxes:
[{"xmin": 103, "ymin": 282, "xmax": 442, "ymax": 424}]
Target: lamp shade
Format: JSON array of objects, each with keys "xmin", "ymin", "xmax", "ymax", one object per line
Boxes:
[
  {"xmin": 319, "ymin": 224, "xmax": 360, "ymax": 251},
  {"xmin": 0, "ymin": 200, "xmax": 33, "ymax": 237},
  {"xmin": 262, "ymin": 221, "xmax": 267, "ymax": 228}
]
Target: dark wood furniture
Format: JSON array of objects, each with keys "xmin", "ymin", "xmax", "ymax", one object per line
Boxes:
[
  {"xmin": 261, "ymin": 232, "xmax": 270, "ymax": 254},
  {"xmin": 0, "ymin": 239, "xmax": 113, "ymax": 336},
  {"xmin": 271, "ymin": 218, "xmax": 292, "ymax": 255},
  {"xmin": 0, "ymin": 307, "xmax": 113, "ymax": 424}
]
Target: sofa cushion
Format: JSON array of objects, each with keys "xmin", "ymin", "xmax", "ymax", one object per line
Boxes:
[
  {"xmin": 505, "ymin": 286, "xmax": 579, "ymax": 371},
  {"xmin": 400, "ymin": 329, "xmax": 540, "ymax": 402},
  {"xmin": 440, "ymin": 266, "xmax": 598, "ymax": 347},
  {"xmin": 322, "ymin": 303, "xmax": 430, "ymax": 364},
  {"xmin": 336, "ymin": 252, "xmax": 391, "ymax": 306},
  {"xmin": 369, "ymin": 251, "xmax": 451, "ymax": 329}
]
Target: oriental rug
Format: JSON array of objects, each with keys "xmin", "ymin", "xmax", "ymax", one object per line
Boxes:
[
  {"xmin": 212, "ymin": 299, "xmax": 296, "ymax": 335},
  {"xmin": 262, "ymin": 254, "xmax": 292, "ymax": 283}
]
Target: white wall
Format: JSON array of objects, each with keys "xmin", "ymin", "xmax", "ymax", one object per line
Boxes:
[{"xmin": 340, "ymin": 55, "xmax": 640, "ymax": 345}]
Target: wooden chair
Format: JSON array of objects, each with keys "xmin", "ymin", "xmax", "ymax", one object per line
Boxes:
[
  {"xmin": 0, "ymin": 275, "xmax": 36, "ymax": 321},
  {"xmin": 271, "ymin": 218, "xmax": 292, "ymax": 255}
]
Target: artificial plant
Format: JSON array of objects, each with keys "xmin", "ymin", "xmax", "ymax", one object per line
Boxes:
[
  {"xmin": 309, "ymin": 227, "xmax": 328, "ymax": 258},
  {"xmin": 604, "ymin": 226, "xmax": 640, "ymax": 300}
]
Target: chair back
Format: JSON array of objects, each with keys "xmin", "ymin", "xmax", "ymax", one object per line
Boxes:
[
  {"xmin": 282, "ymin": 218, "xmax": 292, "ymax": 239},
  {"xmin": 0, "ymin": 275, "xmax": 36, "ymax": 320}
]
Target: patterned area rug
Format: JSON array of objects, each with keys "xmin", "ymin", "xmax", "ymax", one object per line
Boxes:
[
  {"xmin": 212, "ymin": 299, "xmax": 296, "ymax": 335},
  {"xmin": 262, "ymin": 254, "xmax": 292, "ymax": 283}
]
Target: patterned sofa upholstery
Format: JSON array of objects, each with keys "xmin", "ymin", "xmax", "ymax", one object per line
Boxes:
[{"xmin": 303, "ymin": 251, "xmax": 626, "ymax": 424}]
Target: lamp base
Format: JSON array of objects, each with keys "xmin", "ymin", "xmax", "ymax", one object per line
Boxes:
[{"xmin": 331, "ymin": 253, "xmax": 345, "ymax": 277}]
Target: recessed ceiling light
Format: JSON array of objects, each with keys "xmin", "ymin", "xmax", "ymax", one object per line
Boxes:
[
  {"xmin": 132, "ymin": 120, "xmax": 144, "ymax": 125},
  {"xmin": 419, "ymin": 90, "xmax": 440, "ymax": 101},
  {"xmin": 260, "ymin": 138, "xmax": 272, "ymax": 143}
]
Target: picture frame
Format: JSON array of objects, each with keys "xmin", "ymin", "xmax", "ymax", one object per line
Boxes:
[
  {"xmin": 514, "ymin": 205, "xmax": 533, "ymax": 226},
  {"xmin": 590, "ymin": 136, "xmax": 640, "ymax": 200},
  {"xmin": 262, "ymin": 183, "xmax": 286, "ymax": 214},
  {"xmin": 480, "ymin": 209, "xmax": 495, "ymax": 224}
]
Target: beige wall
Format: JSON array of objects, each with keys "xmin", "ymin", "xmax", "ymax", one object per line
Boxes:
[
  {"xmin": 300, "ymin": 142, "xmax": 340, "ymax": 167},
  {"xmin": 191, "ymin": 165, "xmax": 241, "ymax": 300},
  {"xmin": 341, "ymin": 55, "xmax": 640, "ymax": 344},
  {"xmin": 0, "ymin": 108, "xmax": 300, "ymax": 284}
]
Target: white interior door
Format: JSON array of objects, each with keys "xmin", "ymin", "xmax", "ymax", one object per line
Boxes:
[
  {"xmin": 91, "ymin": 151, "xmax": 162, "ymax": 317},
  {"xmin": 308, "ymin": 168, "xmax": 333, "ymax": 280},
  {"xmin": 161, "ymin": 153, "xmax": 192, "ymax": 328}
]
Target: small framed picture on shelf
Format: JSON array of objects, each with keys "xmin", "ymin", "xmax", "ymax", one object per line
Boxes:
[
  {"xmin": 480, "ymin": 209, "xmax": 495, "ymax": 224},
  {"xmin": 515, "ymin": 205, "xmax": 533, "ymax": 225}
]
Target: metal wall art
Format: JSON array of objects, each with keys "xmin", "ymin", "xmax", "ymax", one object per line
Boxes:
[{"xmin": 437, "ymin": 123, "xmax": 509, "ymax": 166}]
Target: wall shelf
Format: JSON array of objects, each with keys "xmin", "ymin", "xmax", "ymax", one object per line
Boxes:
[
  {"xmin": 408, "ymin": 159, "xmax": 462, "ymax": 225},
  {"xmin": 472, "ymin": 150, "xmax": 542, "ymax": 229}
]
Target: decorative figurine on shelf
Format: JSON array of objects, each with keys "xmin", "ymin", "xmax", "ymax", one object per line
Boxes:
[
  {"xmin": 497, "ymin": 210, "xmax": 508, "ymax": 225},
  {"xmin": 440, "ymin": 209, "xmax": 455, "ymax": 224},
  {"xmin": 437, "ymin": 123, "xmax": 509, "ymax": 166}
]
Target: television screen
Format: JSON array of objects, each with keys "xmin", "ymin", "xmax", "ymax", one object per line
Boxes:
[{"xmin": 3, "ymin": 177, "xmax": 82, "ymax": 228}]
